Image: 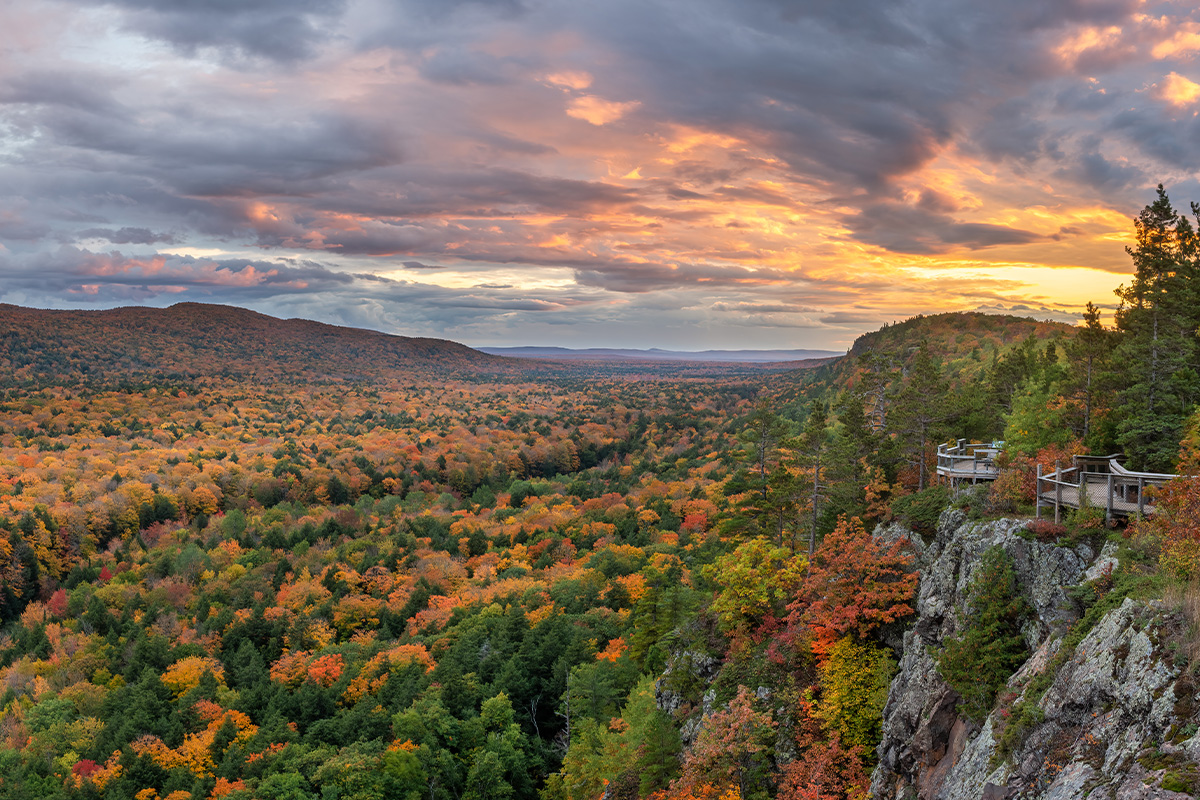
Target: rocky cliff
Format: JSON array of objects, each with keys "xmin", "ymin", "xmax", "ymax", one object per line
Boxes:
[{"xmin": 872, "ymin": 510, "xmax": 1200, "ymax": 800}]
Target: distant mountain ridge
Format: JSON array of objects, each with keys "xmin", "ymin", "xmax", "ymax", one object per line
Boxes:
[
  {"xmin": 477, "ymin": 346, "xmax": 841, "ymax": 363},
  {"xmin": 0, "ymin": 302, "xmax": 510, "ymax": 385}
]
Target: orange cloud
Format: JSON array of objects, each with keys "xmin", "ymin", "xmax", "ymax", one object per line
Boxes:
[
  {"xmin": 1155, "ymin": 71, "xmax": 1200, "ymax": 107},
  {"xmin": 1055, "ymin": 25, "xmax": 1125, "ymax": 67},
  {"xmin": 1150, "ymin": 29, "xmax": 1200, "ymax": 60},
  {"xmin": 544, "ymin": 71, "xmax": 593, "ymax": 90},
  {"xmin": 566, "ymin": 95, "xmax": 641, "ymax": 125}
]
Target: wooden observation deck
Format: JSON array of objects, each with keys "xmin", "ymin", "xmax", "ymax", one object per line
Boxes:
[
  {"xmin": 936, "ymin": 439, "xmax": 1001, "ymax": 484},
  {"xmin": 936, "ymin": 439, "xmax": 1180, "ymax": 522},
  {"xmin": 1035, "ymin": 455, "xmax": 1176, "ymax": 523}
]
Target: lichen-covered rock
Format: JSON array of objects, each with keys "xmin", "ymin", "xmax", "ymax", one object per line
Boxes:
[
  {"xmin": 871, "ymin": 511, "xmax": 1200, "ymax": 800},
  {"xmin": 874, "ymin": 512, "xmax": 1088, "ymax": 799},
  {"xmin": 654, "ymin": 649, "xmax": 721, "ymax": 735}
]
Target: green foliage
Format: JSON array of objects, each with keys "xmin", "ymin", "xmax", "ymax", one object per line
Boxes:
[
  {"xmin": 558, "ymin": 676, "xmax": 681, "ymax": 800},
  {"xmin": 937, "ymin": 547, "xmax": 1030, "ymax": 722},
  {"xmin": 1003, "ymin": 381, "xmax": 1072, "ymax": 457},
  {"xmin": 706, "ymin": 539, "xmax": 806, "ymax": 635},
  {"xmin": 889, "ymin": 485, "xmax": 949, "ymax": 536}
]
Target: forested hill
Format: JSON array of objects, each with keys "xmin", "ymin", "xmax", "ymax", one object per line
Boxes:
[
  {"xmin": 0, "ymin": 303, "xmax": 511, "ymax": 385},
  {"xmin": 774, "ymin": 311, "xmax": 1076, "ymax": 404},
  {"xmin": 847, "ymin": 312, "xmax": 1071, "ymax": 372}
]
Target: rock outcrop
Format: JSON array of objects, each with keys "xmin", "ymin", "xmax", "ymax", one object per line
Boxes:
[{"xmin": 872, "ymin": 510, "xmax": 1200, "ymax": 800}]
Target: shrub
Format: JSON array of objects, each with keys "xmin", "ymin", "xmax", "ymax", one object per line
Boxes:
[
  {"xmin": 890, "ymin": 485, "xmax": 949, "ymax": 535},
  {"xmin": 937, "ymin": 546, "xmax": 1030, "ymax": 722},
  {"xmin": 1022, "ymin": 519, "xmax": 1067, "ymax": 542}
]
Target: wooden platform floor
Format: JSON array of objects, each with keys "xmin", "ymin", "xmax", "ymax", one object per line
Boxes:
[
  {"xmin": 937, "ymin": 458, "xmax": 1000, "ymax": 480},
  {"xmin": 1037, "ymin": 483, "xmax": 1153, "ymax": 517}
]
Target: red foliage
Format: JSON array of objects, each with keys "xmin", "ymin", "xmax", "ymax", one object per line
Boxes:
[
  {"xmin": 47, "ymin": 589, "xmax": 68, "ymax": 617},
  {"xmin": 98, "ymin": 566, "xmax": 112, "ymax": 583},
  {"xmin": 306, "ymin": 654, "xmax": 345, "ymax": 687},
  {"xmin": 777, "ymin": 735, "xmax": 869, "ymax": 800},
  {"xmin": 72, "ymin": 759, "xmax": 100, "ymax": 778},
  {"xmin": 787, "ymin": 515, "xmax": 917, "ymax": 659},
  {"xmin": 1023, "ymin": 519, "xmax": 1067, "ymax": 542}
]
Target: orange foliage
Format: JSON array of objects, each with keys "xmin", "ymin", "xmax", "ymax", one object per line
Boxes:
[
  {"xmin": 210, "ymin": 778, "xmax": 248, "ymax": 799},
  {"xmin": 1130, "ymin": 477, "xmax": 1200, "ymax": 578},
  {"xmin": 269, "ymin": 650, "xmax": 313, "ymax": 687},
  {"xmin": 307, "ymin": 654, "xmax": 345, "ymax": 687},
  {"xmin": 778, "ymin": 735, "xmax": 869, "ymax": 800},
  {"xmin": 246, "ymin": 742, "xmax": 288, "ymax": 764},
  {"xmin": 789, "ymin": 516, "xmax": 916, "ymax": 660},
  {"xmin": 596, "ymin": 637, "xmax": 627, "ymax": 662}
]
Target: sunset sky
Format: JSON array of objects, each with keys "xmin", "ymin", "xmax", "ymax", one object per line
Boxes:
[{"xmin": 3, "ymin": 0, "xmax": 1200, "ymax": 350}]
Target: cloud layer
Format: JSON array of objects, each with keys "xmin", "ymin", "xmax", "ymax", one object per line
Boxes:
[{"xmin": 2, "ymin": 0, "xmax": 1198, "ymax": 348}]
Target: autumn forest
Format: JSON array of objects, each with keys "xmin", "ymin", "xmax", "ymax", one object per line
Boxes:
[{"xmin": 5, "ymin": 188, "xmax": 1200, "ymax": 800}]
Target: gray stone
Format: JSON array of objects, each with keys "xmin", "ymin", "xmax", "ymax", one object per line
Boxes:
[{"xmin": 870, "ymin": 511, "xmax": 1200, "ymax": 800}]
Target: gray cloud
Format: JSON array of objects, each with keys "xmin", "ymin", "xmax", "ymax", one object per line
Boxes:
[
  {"xmin": 842, "ymin": 202, "xmax": 1045, "ymax": 255},
  {"xmin": 77, "ymin": 227, "xmax": 181, "ymax": 245},
  {"xmin": 68, "ymin": 0, "xmax": 348, "ymax": 62}
]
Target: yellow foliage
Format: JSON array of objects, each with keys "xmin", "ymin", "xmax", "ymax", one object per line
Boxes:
[{"xmin": 161, "ymin": 656, "xmax": 226, "ymax": 697}]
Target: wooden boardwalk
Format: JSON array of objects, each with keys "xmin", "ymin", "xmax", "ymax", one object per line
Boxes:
[
  {"xmin": 936, "ymin": 440, "xmax": 1178, "ymax": 521},
  {"xmin": 1035, "ymin": 456, "xmax": 1173, "ymax": 522},
  {"xmin": 936, "ymin": 440, "xmax": 1001, "ymax": 483}
]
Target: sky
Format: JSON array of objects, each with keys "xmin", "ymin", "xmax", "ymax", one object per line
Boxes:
[{"xmin": 2, "ymin": 0, "xmax": 1200, "ymax": 350}]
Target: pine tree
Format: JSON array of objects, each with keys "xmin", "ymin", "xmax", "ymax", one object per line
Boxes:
[
  {"xmin": 893, "ymin": 341, "xmax": 950, "ymax": 490},
  {"xmin": 794, "ymin": 400, "xmax": 830, "ymax": 556},
  {"xmin": 1113, "ymin": 185, "xmax": 1200, "ymax": 471},
  {"xmin": 1064, "ymin": 302, "xmax": 1114, "ymax": 446}
]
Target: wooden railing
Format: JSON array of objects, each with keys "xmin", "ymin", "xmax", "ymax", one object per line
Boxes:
[
  {"xmin": 935, "ymin": 439, "xmax": 1002, "ymax": 483},
  {"xmin": 1035, "ymin": 456, "xmax": 1176, "ymax": 522}
]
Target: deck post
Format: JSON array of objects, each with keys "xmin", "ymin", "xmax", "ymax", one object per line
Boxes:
[
  {"xmin": 1054, "ymin": 460, "xmax": 1062, "ymax": 525},
  {"xmin": 1035, "ymin": 463, "xmax": 1042, "ymax": 519},
  {"xmin": 1079, "ymin": 472, "xmax": 1086, "ymax": 510},
  {"xmin": 1138, "ymin": 476, "xmax": 1146, "ymax": 517},
  {"xmin": 1106, "ymin": 474, "xmax": 1113, "ymax": 522}
]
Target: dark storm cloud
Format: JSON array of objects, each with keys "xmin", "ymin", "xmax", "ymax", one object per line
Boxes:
[
  {"xmin": 298, "ymin": 168, "xmax": 636, "ymax": 222},
  {"xmin": 1109, "ymin": 107, "xmax": 1200, "ymax": 173},
  {"xmin": 0, "ymin": 70, "xmax": 123, "ymax": 114},
  {"xmin": 67, "ymin": 0, "xmax": 347, "ymax": 62},
  {"xmin": 843, "ymin": 202, "xmax": 1045, "ymax": 255},
  {"xmin": 418, "ymin": 48, "xmax": 525, "ymax": 86}
]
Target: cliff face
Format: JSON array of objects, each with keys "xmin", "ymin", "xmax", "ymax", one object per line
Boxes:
[{"xmin": 872, "ymin": 511, "xmax": 1200, "ymax": 800}]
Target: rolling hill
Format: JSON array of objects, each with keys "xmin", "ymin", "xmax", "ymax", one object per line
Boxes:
[{"xmin": 0, "ymin": 303, "xmax": 512, "ymax": 385}]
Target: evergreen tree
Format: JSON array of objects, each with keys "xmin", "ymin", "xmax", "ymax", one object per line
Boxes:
[
  {"xmin": 937, "ymin": 547, "xmax": 1030, "ymax": 721},
  {"xmin": 1113, "ymin": 185, "xmax": 1200, "ymax": 471},
  {"xmin": 1064, "ymin": 302, "xmax": 1114, "ymax": 446},
  {"xmin": 794, "ymin": 400, "xmax": 830, "ymax": 556},
  {"xmin": 723, "ymin": 399, "xmax": 796, "ymax": 541},
  {"xmin": 893, "ymin": 341, "xmax": 950, "ymax": 489}
]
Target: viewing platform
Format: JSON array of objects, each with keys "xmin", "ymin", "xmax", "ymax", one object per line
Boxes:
[
  {"xmin": 937, "ymin": 439, "xmax": 1180, "ymax": 522},
  {"xmin": 936, "ymin": 439, "xmax": 1002, "ymax": 484},
  {"xmin": 1036, "ymin": 455, "xmax": 1176, "ymax": 522}
]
